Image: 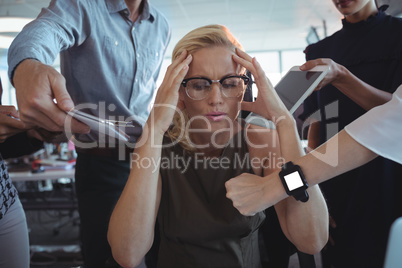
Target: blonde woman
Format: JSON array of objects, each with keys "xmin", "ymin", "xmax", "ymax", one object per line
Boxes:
[{"xmin": 108, "ymin": 25, "xmax": 328, "ymax": 268}]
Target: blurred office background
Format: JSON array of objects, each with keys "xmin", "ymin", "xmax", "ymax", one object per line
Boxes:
[
  {"xmin": 1, "ymin": 0, "xmax": 401, "ymax": 105},
  {"xmin": 0, "ymin": 0, "xmax": 346, "ymax": 106}
]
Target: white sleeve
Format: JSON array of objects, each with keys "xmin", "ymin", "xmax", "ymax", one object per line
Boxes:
[{"xmin": 345, "ymin": 84, "xmax": 402, "ymax": 165}]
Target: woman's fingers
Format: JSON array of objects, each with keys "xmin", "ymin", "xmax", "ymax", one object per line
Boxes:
[
  {"xmin": 3, "ymin": 116, "xmax": 27, "ymax": 129},
  {"xmin": 161, "ymin": 50, "xmax": 187, "ymax": 85},
  {"xmin": 300, "ymin": 58, "xmax": 331, "ymax": 71},
  {"xmin": 300, "ymin": 60, "xmax": 319, "ymax": 71},
  {"xmin": 233, "ymin": 48, "xmax": 257, "ymax": 74},
  {"xmin": 252, "ymin": 57, "xmax": 270, "ymax": 84},
  {"xmin": 235, "ymin": 48, "xmax": 253, "ymax": 62},
  {"xmin": 0, "ymin": 106, "xmax": 19, "ymax": 118},
  {"xmin": 171, "ymin": 54, "xmax": 192, "ymax": 85},
  {"xmin": 0, "ymin": 114, "xmax": 29, "ymax": 143},
  {"xmin": 163, "ymin": 53, "xmax": 192, "ymax": 92},
  {"xmin": 234, "ymin": 50, "xmax": 289, "ymax": 119},
  {"xmin": 153, "ymin": 52, "xmax": 192, "ymax": 115},
  {"xmin": 232, "ymin": 50, "xmax": 268, "ymax": 85},
  {"xmin": 149, "ymin": 54, "xmax": 192, "ymax": 134},
  {"xmin": 232, "ymin": 54, "xmax": 255, "ymax": 73},
  {"xmin": 233, "ymin": 53, "xmax": 275, "ymax": 105},
  {"xmin": 166, "ymin": 50, "xmax": 187, "ymax": 74},
  {"xmin": 171, "ymin": 62, "xmax": 190, "ymax": 90}
]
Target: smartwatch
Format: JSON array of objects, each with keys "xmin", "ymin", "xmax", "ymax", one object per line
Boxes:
[{"xmin": 279, "ymin": 161, "xmax": 309, "ymax": 202}]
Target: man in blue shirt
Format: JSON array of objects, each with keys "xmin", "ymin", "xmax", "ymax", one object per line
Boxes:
[{"xmin": 8, "ymin": 0, "xmax": 171, "ymax": 267}]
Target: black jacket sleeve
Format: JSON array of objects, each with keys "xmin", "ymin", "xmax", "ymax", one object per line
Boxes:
[{"xmin": 0, "ymin": 132, "xmax": 43, "ymax": 159}]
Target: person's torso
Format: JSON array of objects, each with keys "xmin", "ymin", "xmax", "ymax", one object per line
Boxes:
[
  {"xmin": 305, "ymin": 11, "xmax": 402, "ymax": 142},
  {"xmin": 157, "ymin": 127, "xmax": 265, "ymax": 268},
  {"xmin": 59, "ymin": 0, "xmax": 170, "ymax": 124},
  {"xmin": 302, "ymin": 11, "xmax": 402, "ymax": 265}
]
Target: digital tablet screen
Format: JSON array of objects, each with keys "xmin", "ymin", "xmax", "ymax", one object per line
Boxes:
[{"xmin": 275, "ymin": 71, "xmax": 322, "ymax": 111}]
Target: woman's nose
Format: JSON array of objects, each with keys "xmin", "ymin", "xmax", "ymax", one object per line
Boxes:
[{"xmin": 208, "ymin": 83, "xmax": 223, "ymax": 104}]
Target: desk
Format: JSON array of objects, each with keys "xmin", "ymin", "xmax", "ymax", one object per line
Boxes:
[
  {"xmin": 9, "ymin": 168, "xmax": 75, "ymax": 182},
  {"xmin": 9, "ymin": 168, "xmax": 77, "ymax": 211}
]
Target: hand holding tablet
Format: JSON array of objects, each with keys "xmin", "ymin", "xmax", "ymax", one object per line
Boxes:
[{"xmin": 246, "ymin": 65, "xmax": 330, "ymax": 127}]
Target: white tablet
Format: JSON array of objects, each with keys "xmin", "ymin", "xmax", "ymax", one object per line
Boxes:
[
  {"xmin": 384, "ymin": 217, "xmax": 402, "ymax": 268},
  {"xmin": 246, "ymin": 65, "xmax": 330, "ymax": 127},
  {"xmin": 66, "ymin": 109, "xmax": 131, "ymax": 142}
]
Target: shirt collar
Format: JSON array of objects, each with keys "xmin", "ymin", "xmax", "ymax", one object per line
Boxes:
[{"xmin": 105, "ymin": 0, "xmax": 155, "ymax": 23}]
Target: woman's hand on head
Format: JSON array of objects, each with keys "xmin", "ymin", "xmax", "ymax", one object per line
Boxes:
[
  {"xmin": 232, "ymin": 49, "xmax": 289, "ymax": 121},
  {"xmin": 300, "ymin": 58, "xmax": 343, "ymax": 91},
  {"xmin": 147, "ymin": 50, "xmax": 192, "ymax": 136}
]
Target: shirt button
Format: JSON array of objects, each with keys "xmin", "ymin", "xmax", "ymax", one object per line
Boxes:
[
  {"xmin": 135, "ymin": 79, "xmax": 138, "ymax": 83},
  {"xmin": 156, "ymin": 52, "xmax": 159, "ymax": 57},
  {"xmin": 137, "ymin": 53, "xmax": 140, "ymax": 58},
  {"xmin": 114, "ymin": 41, "xmax": 118, "ymax": 46},
  {"xmin": 132, "ymin": 27, "xmax": 135, "ymax": 31}
]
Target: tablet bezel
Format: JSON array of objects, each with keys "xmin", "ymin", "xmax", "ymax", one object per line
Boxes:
[{"xmin": 278, "ymin": 65, "xmax": 330, "ymax": 114}]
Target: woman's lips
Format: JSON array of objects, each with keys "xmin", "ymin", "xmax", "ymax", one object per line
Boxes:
[
  {"xmin": 205, "ymin": 112, "xmax": 227, "ymax": 122},
  {"xmin": 337, "ymin": 0, "xmax": 353, "ymax": 8}
]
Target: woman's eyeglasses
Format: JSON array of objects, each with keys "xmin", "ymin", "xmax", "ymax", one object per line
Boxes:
[{"xmin": 181, "ymin": 75, "xmax": 251, "ymax": 100}]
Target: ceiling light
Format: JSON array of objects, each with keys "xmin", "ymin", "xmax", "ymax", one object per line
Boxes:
[
  {"xmin": 0, "ymin": 17, "xmax": 33, "ymax": 33},
  {"xmin": 0, "ymin": 35, "xmax": 14, "ymax": 49}
]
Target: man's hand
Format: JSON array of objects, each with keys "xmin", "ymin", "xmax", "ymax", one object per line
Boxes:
[{"xmin": 13, "ymin": 59, "xmax": 89, "ymax": 134}]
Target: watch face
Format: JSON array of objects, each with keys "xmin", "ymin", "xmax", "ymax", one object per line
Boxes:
[{"xmin": 284, "ymin": 171, "xmax": 304, "ymax": 191}]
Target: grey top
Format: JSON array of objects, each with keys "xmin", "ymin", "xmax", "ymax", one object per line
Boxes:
[
  {"xmin": 8, "ymin": 0, "xmax": 171, "ymax": 127},
  {"xmin": 158, "ymin": 123, "xmax": 266, "ymax": 268}
]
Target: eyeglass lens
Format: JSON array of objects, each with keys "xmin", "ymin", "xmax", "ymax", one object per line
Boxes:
[{"xmin": 186, "ymin": 77, "xmax": 246, "ymax": 100}]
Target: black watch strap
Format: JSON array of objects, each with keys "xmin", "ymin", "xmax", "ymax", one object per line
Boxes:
[
  {"xmin": 280, "ymin": 161, "xmax": 309, "ymax": 203},
  {"xmin": 293, "ymin": 188, "xmax": 309, "ymax": 202},
  {"xmin": 282, "ymin": 161, "xmax": 292, "ymax": 170}
]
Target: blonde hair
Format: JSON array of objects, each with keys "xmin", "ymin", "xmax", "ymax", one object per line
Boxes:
[
  {"xmin": 172, "ymin": 24, "xmax": 244, "ymax": 61},
  {"xmin": 167, "ymin": 24, "xmax": 244, "ymax": 152}
]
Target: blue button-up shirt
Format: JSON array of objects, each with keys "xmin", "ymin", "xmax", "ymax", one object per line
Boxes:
[{"xmin": 8, "ymin": 0, "xmax": 171, "ymax": 127}]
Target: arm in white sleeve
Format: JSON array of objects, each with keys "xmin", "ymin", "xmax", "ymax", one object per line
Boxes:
[{"xmin": 345, "ymin": 84, "xmax": 402, "ymax": 164}]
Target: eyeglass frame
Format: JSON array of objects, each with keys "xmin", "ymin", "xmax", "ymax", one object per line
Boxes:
[{"xmin": 181, "ymin": 75, "xmax": 252, "ymax": 100}]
